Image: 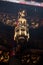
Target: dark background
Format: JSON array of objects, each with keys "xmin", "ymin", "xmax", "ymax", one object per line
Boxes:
[{"xmin": 0, "ymin": 1, "xmax": 43, "ymax": 49}]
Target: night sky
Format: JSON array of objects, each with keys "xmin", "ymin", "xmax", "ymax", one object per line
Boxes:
[{"xmin": 0, "ymin": 1, "xmax": 43, "ymax": 18}]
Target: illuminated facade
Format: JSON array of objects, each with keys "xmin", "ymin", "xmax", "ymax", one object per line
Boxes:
[{"xmin": 14, "ymin": 10, "xmax": 29, "ymax": 42}]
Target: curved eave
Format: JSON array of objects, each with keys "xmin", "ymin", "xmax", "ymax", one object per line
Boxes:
[{"xmin": 2, "ymin": 0, "xmax": 43, "ymax": 7}]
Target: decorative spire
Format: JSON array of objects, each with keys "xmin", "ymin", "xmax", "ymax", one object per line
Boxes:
[{"xmin": 18, "ymin": 10, "xmax": 26, "ymax": 18}]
